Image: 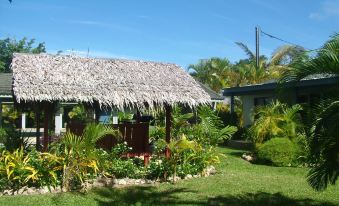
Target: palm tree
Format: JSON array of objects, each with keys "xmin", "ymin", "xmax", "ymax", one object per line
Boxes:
[
  {"xmin": 232, "ymin": 60, "xmax": 270, "ymax": 86},
  {"xmin": 269, "ymin": 45, "xmax": 306, "ymax": 78},
  {"xmin": 280, "ymin": 34, "xmax": 339, "ymax": 191},
  {"xmin": 188, "ymin": 57, "xmax": 232, "ymax": 92},
  {"xmin": 234, "ymin": 42, "xmax": 305, "ymax": 83},
  {"xmin": 249, "ymin": 101, "xmax": 303, "ymax": 144}
]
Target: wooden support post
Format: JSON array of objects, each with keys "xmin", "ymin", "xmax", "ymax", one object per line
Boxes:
[
  {"xmin": 136, "ymin": 110, "xmax": 141, "ymax": 123},
  {"xmin": 165, "ymin": 105, "xmax": 172, "ymax": 158},
  {"xmin": 43, "ymin": 102, "xmax": 49, "ymax": 151},
  {"xmin": 144, "ymin": 153, "xmax": 150, "ymax": 166},
  {"xmin": 35, "ymin": 103, "xmax": 41, "ymax": 151},
  {"xmin": 21, "ymin": 113, "xmax": 26, "ymax": 130},
  {"xmin": 230, "ymin": 95, "xmax": 235, "ymax": 114}
]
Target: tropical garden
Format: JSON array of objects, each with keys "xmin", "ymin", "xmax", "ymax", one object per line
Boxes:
[
  {"xmin": 190, "ymin": 34, "xmax": 339, "ymax": 192},
  {"xmin": 0, "ymin": 34, "xmax": 338, "ymax": 205}
]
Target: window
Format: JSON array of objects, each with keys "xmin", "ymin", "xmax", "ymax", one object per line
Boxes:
[
  {"xmin": 296, "ymin": 93, "xmax": 321, "ymax": 106},
  {"xmin": 254, "ymin": 97, "xmax": 272, "ymax": 106},
  {"xmin": 297, "ymin": 95, "xmax": 308, "ymax": 104}
]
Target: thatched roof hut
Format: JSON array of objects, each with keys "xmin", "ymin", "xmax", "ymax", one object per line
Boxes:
[{"xmin": 11, "ymin": 53, "xmax": 210, "ymax": 109}]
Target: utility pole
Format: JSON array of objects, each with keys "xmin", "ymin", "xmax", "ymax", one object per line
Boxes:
[{"xmin": 255, "ymin": 26, "xmax": 260, "ymax": 69}]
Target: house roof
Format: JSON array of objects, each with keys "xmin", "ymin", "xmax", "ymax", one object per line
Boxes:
[
  {"xmin": 196, "ymin": 82, "xmax": 224, "ymax": 101},
  {"xmin": 10, "ymin": 53, "xmax": 210, "ymax": 109},
  {"xmin": 223, "ymin": 76, "xmax": 339, "ymax": 96},
  {"xmin": 0, "ymin": 73, "xmax": 12, "ymax": 96}
]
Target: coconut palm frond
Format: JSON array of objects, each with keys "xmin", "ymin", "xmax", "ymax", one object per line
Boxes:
[
  {"xmin": 270, "ymin": 45, "xmax": 305, "ymax": 66},
  {"xmin": 280, "ymin": 34, "xmax": 339, "ymax": 191},
  {"xmin": 307, "ymin": 100, "xmax": 339, "ymax": 191},
  {"xmin": 280, "ymin": 34, "xmax": 339, "ymax": 83},
  {"xmin": 235, "ymin": 42, "xmax": 255, "ymax": 61}
]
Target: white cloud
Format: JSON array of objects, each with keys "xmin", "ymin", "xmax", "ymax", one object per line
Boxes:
[{"xmin": 309, "ymin": 0, "xmax": 339, "ymax": 20}]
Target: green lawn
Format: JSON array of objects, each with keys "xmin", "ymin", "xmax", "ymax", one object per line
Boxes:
[{"xmin": 0, "ymin": 147, "xmax": 338, "ymax": 206}]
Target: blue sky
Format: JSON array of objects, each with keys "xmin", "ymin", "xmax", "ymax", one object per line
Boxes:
[{"xmin": 0, "ymin": 0, "xmax": 338, "ymax": 68}]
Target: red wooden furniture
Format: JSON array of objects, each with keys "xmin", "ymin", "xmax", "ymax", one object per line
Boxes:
[{"xmin": 67, "ymin": 122, "xmax": 151, "ymax": 165}]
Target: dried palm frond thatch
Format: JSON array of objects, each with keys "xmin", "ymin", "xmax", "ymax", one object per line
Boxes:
[{"xmin": 11, "ymin": 53, "xmax": 210, "ymax": 109}]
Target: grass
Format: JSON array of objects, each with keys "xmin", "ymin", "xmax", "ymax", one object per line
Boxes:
[{"xmin": 0, "ymin": 147, "xmax": 338, "ymax": 206}]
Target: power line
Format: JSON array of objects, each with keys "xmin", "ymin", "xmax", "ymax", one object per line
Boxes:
[{"xmin": 260, "ymin": 29, "xmax": 310, "ymax": 50}]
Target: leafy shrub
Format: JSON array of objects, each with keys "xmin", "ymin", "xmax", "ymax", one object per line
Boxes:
[
  {"xmin": 0, "ymin": 148, "xmax": 63, "ymax": 191},
  {"xmin": 250, "ymin": 101, "xmax": 303, "ymax": 144},
  {"xmin": 146, "ymin": 157, "xmax": 168, "ymax": 180},
  {"xmin": 157, "ymin": 135, "xmax": 221, "ymax": 183},
  {"xmin": 230, "ymin": 127, "xmax": 250, "ymax": 141},
  {"xmin": 186, "ymin": 106, "xmax": 237, "ymax": 146},
  {"xmin": 118, "ymin": 112, "xmax": 134, "ymax": 122},
  {"xmin": 149, "ymin": 126, "xmax": 165, "ymax": 142},
  {"xmin": 28, "ymin": 150, "xmax": 62, "ymax": 188},
  {"xmin": 0, "ymin": 125, "xmax": 27, "ymax": 151},
  {"xmin": 100, "ymin": 143, "xmax": 147, "ymax": 179},
  {"xmin": 256, "ymin": 138, "xmax": 303, "ymax": 167},
  {"xmin": 51, "ymin": 123, "xmax": 121, "ymax": 190},
  {"xmin": 172, "ymin": 106, "xmax": 194, "ymax": 138},
  {"xmin": 68, "ymin": 104, "xmax": 90, "ymax": 122},
  {"xmin": 216, "ymin": 109, "xmax": 239, "ymax": 128},
  {"xmin": 109, "ymin": 142, "xmax": 132, "ymax": 158},
  {"xmin": 0, "ymin": 147, "xmax": 38, "ymax": 190},
  {"xmin": 0, "ymin": 128, "xmax": 7, "ymax": 144},
  {"xmin": 106, "ymin": 158, "xmax": 145, "ymax": 179}
]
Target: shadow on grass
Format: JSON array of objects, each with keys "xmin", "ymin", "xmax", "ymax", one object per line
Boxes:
[
  {"xmin": 89, "ymin": 186, "xmax": 336, "ymax": 206},
  {"xmin": 92, "ymin": 186, "xmax": 201, "ymax": 206},
  {"xmin": 227, "ymin": 151, "xmax": 246, "ymax": 158},
  {"xmin": 207, "ymin": 192, "xmax": 336, "ymax": 206}
]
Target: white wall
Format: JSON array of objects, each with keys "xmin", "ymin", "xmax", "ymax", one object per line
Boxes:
[
  {"xmin": 55, "ymin": 113, "xmax": 63, "ymax": 135},
  {"xmin": 241, "ymin": 91, "xmax": 297, "ymax": 126}
]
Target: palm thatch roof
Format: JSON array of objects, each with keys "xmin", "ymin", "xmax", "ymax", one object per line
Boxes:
[{"xmin": 11, "ymin": 53, "xmax": 210, "ymax": 109}]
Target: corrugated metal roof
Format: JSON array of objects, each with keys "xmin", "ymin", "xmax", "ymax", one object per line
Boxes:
[{"xmin": 223, "ymin": 76, "xmax": 339, "ymax": 96}]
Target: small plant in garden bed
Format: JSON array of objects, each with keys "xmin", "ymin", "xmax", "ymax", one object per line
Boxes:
[{"xmin": 149, "ymin": 135, "xmax": 220, "ymax": 183}]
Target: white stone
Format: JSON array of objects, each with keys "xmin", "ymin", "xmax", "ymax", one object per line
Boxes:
[
  {"xmin": 3, "ymin": 189, "xmax": 12, "ymax": 195},
  {"xmin": 128, "ymin": 179, "xmax": 135, "ymax": 185},
  {"xmin": 52, "ymin": 187, "xmax": 61, "ymax": 193},
  {"xmin": 145, "ymin": 179, "xmax": 154, "ymax": 184},
  {"xmin": 38, "ymin": 187, "xmax": 49, "ymax": 194},
  {"xmin": 93, "ymin": 181, "xmax": 105, "ymax": 188},
  {"xmin": 26, "ymin": 187, "xmax": 36, "ymax": 195},
  {"xmin": 118, "ymin": 179, "xmax": 127, "ymax": 185},
  {"xmin": 208, "ymin": 166, "xmax": 216, "ymax": 175},
  {"xmin": 242, "ymin": 153, "xmax": 254, "ymax": 162}
]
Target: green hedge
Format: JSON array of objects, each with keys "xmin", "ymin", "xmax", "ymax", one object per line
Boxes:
[{"xmin": 256, "ymin": 138, "xmax": 302, "ymax": 167}]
